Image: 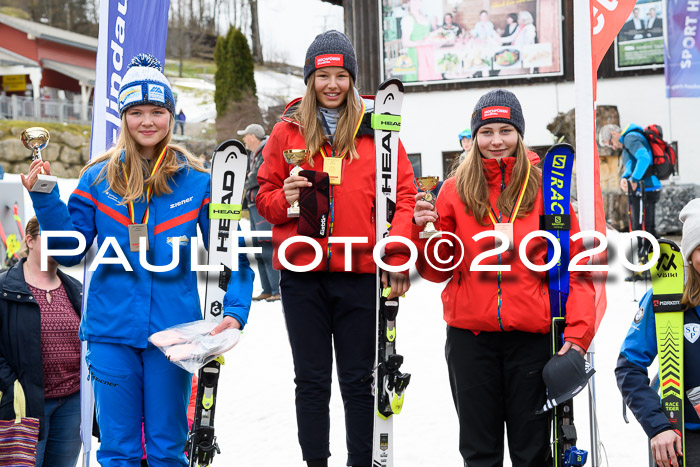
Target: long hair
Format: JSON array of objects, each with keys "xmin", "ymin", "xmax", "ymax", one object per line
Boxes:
[
  {"xmin": 682, "ymin": 264, "xmax": 700, "ymax": 308},
  {"xmin": 19, "ymin": 216, "xmax": 40, "ymax": 258},
  {"xmin": 293, "ymin": 71, "xmax": 362, "ymax": 167},
  {"xmin": 454, "ymin": 134, "xmax": 541, "ymax": 226},
  {"xmin": 82, "ymin": 113, "xmax": 206, "ymax": 205}
]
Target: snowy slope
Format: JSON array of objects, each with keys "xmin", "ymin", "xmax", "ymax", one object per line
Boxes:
[
  {"xmin": 170, "ymin": 69, "xmax": 306, "ymax": 124},
  {"xmin": 15, "ymin": 175, "xmax": 653, "ymax": 466}
]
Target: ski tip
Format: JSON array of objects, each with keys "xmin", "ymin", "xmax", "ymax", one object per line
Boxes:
[
  {"xmin": 545, "ymin": 142, "xmax": 575, "ymax": 155},
  {"xmin": 377, "ymin": 78, "xmax": 404, "ymax": 93},
  {"xmin": 657, "ymin": 237, "xmax": 681, "ymax": 252},
  {"xmin": 213, "ymin": 139, "xmax": 246, "ymax": 155}
]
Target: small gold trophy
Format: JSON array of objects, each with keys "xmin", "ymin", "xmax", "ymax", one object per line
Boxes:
[
  {"xmin": 284, "ymin": 149, "xmax": 310, "ymax": 217},
  {"xmin": 416, "ymin": 176, "xmax": 441, "ymax": 239},
  {"xmin": 21, "ymin": 127, "xmax": 57, "ymax": 193}
]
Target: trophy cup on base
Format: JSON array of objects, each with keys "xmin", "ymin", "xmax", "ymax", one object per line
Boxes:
[
  {"xmin": 284, "ymin": 149, "xmax": 310, "ymax": 217},
  {"xmin": 416, "ymin": 176, "xmax": 441, "ymax": 239},
  {"xmin": 21, "ymin": 127, "xmax": 57, "ymax": 193}
]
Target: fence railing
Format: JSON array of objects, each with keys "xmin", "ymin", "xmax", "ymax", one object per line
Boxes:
[{"xmin": 0, "ymin": 95, "xmax": 92, "ymax": 124}]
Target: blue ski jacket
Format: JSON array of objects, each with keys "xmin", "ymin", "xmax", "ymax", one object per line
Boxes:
[
  {"xmin": 29, "ymin": 153, "xmax": 254, "ymax": 348},
  {"xmin": 620, "ymin": 124, "xmax": 662, "ymax": 192},
  {"xmin": 615, "ymin": 289, "xmax": 700, "ymax": 439}
]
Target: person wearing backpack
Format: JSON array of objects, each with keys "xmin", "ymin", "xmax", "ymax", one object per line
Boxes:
[{"xmin": 599, "ymin": 123, "xmax": 662, "ymax": 272}]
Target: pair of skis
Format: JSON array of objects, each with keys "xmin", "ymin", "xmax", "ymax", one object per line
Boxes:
[
  {"xmin": 651, "ymin": 239, "xmax": 686, "ymax": 467},
  {"xmin": 542, "ymin": 144, "xmax": 588, "ymax": 467},
  {"xmin": 371, "ymin": 79, "xmax": 411, "ymax": 467},
  {"xmin": 186, "ymin": 140, "xmax": 247, "ymax": 467}
]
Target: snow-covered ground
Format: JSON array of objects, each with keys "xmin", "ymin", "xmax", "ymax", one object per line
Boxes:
[
  {"xmin": 170, "ymin": 69, "xmax": 306, "ymax": 124},
  {"xmin": 9, "ymin": 174, "xmax": 653, "ymax": 466}
]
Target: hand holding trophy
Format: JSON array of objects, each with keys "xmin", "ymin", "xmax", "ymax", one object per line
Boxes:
[
  {"xmin": 284, "ymin": 149, "xmax": 310, "ymax": 217},
  {"xmin": 21, "ymin": 127, "xmax": 57, "ymax": 193},
  {"xmin": 415, "ymin": 176, "xmax": 441, "ymax": 239}
]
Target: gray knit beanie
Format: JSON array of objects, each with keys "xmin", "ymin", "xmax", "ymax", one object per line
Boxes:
[
  {"xmin": 303, "ymin": 30, "xmax": 358, "ymax": 84},
  {"xmin": 680, "ymin": 198, "xmax": 700, "ymax": 263},
  {"xmin": 471, "ymin": 89, "xmax": 525, "ymax": 137}
]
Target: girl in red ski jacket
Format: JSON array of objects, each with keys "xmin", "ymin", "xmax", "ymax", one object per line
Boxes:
[
  {"xmin": 256, "ymin": 31, "xmax": 416, "ymax": 467},
  {"xmin": 413, "ymin": 89, "xmax": 595, "ymax": 467}
]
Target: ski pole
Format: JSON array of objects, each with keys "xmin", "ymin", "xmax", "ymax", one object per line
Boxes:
[
  {"xmin": 626, "ymin": 183, "xmax": 637, "ymax": 301},
  {"xmin": 587, "ymin": 347, "xmax": 600, "ymax": 467}
]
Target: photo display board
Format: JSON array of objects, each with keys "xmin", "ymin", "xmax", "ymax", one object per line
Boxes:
[
  {"xmin": 614, "ymin": 0, "xmax": 665, "ymax": 70},
  {"xmin": 379, "ymin": 0, "xmax": 564, "ymax": 85}
]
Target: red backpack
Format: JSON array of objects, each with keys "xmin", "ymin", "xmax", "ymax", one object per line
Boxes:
[{"xmin": 630, "ymin": 124, "xmax": 677, "ymax": 180}]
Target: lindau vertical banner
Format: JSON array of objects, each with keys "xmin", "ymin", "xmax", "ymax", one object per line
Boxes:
[
  {"xmin": 665, "ymin": 0, "xmax": 700, "ymax": 97},
  {"xmin": 82, "ymin": 1, "xmax": 170, "ymax": 464},
  {"xmin": 90, "ymin": 0, "xmax": 170, "ymax": 157}
]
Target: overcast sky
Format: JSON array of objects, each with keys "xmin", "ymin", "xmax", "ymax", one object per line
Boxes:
[{"xmin": 257, "ymin": 0, "xmax": 344, "ymax": 66}]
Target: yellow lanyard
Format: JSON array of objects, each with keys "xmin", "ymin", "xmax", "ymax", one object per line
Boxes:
[
  {"xmin": 122, "ymin": 147, "xmax": 168, "ymax": 225},
  {"xmin": 486, "ymin": 162, "xmax": 531, "ymax": 226},
  {"xmin": 319, "ymin": 99, "xmax": 366, "ymax": 160}
]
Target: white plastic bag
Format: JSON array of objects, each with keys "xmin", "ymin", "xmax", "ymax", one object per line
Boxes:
[{"xmin": 149, "ymin": 320, "xmax": 241, "ymax": 373}]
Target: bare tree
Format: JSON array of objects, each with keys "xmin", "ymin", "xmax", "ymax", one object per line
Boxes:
[{"xmin": 249, "ymin": 0, "xmax": 263, "ymax": 64}]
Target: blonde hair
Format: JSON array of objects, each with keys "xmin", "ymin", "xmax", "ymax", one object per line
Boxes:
[
  {"xmin": 82, "ymin": 112, "xmax": 206, "ymax": 205},
  {"xmin": 454, "ymin": 134, "xmax": 541, "ymax": 226},
  {"xmin": 293, "ymin": 71, "xmax": 362, "ymax": 167},
  {"xmin": 682, "ymin": 266, "xmax": 700, "ymax": 308},
  {"xmin": 19, "ymin": 216, "xmax": 40, "ymax": 258}
]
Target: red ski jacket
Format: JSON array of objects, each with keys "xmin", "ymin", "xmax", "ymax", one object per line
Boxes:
[
  {"xmin": 256, "ymin": 97, "xmax": 417, "ymax": 274},
  {"xmin": 414, "ymin": 154, "xmax": 596, "ymax": 351}
]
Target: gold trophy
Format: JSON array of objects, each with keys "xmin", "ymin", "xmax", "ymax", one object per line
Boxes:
[
  {"xmin": 284, "ymin": 149, "xmax": 310, "ymax": 217},
  {"xmin": 416, "ymin": 176, "xmax": 441, "ymax": 239},
  {"xmin": 21, "ymin": 127, "xmax": 57, "ymax": 193}
]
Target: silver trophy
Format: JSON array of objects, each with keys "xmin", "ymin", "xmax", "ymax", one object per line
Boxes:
[{"xmin": 21, "ymin": 127, "xmax": 57, "ymax": 193}]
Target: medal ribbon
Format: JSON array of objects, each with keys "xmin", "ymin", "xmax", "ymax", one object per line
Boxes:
[
  {"xmin": 319, "ymin": 98, "xmax": 366, "ymax": 160},
  {"xmin": 320, "ymin": 98, "xmax": 365, "ymax": 270},
  {"xmin": 486, "ymin": 162, "xmax": 531, "ymax": 226},
  {"xmin": 122, "ymin": 147, "xmax": 168, "ymax": 225}
]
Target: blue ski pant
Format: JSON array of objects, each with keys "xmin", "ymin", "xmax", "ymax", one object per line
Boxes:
[
  {"xmin": 280, "ymin": 270, "xmax": 376, "ymax": 466},
  {"xmin": 446, "ymin": 327, "xmax": 552, "ymax": 467},
  {"xmin": 86, "ymin": 342, "xmax": 191, "ymax": 467}
]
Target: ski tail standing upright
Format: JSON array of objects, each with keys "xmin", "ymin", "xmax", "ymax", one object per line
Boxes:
[
  {"xmin": 541, "ymin": 143, "xmax": 590, "ymax": 466},
  {"xmin": 371, "ymin": 79, "xmax": 411, "ymax": 467},
  {"xmin": 652, "ymin": 239, "xmax": 686, "ymax": 467},
  {"xmin": 186, "ymin": 140, "xmax": 249, "ymax": 466}
]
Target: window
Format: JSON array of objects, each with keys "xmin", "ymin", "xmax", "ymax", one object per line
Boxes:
[
  {"xmin": 408, "ymin": 153, "xmax": 422, "ymax": 178},
  {"xmin": 442, "ymin": 151, "xmax": 461, "ymax": 180}
]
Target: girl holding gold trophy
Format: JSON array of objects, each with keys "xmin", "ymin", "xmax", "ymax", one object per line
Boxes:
[
  {"xmin": 256, "ymin": 31, "xmax": 416, "ymax": 467},
  {"xmin": 21, "ymin": 54, "xmax": 253, "ymax": 466},
  {"xmin": 412, "ymin": 89, "xmax": 596, "ymax": 467}
]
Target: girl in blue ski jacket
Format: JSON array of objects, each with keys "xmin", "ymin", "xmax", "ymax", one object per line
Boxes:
[
  {"xmin": 21, "ymin": 54, "xmax": 254, "ymax": 466},
  {"xmin": 616, "ymin": 198, "xmax": 700, "ymax": 467}
]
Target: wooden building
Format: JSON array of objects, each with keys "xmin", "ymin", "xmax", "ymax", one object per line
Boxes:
[{"xmin": 0, "ymin": 13, "xmax": 97, "ymax": 122}]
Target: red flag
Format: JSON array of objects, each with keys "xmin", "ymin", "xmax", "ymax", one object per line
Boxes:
[
  {"xmin": 591, "ymin": 1, "xmax": 638, "ymax": 72},
  {"xmin": 575, "ymin": 1, "xmax": 636, "ymax": 332}
]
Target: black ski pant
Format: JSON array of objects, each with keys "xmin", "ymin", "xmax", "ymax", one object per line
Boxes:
[
  {"xmin": 630, "ymin": 189, "xmax": 661, "ymax": 259},
  {"xmin": 280, "ymin": 270, "xmax": 375, "ymax": 466},
  {"xmin": 445, "ymin": 326, "xmax": 553, "ymax": 467}
]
